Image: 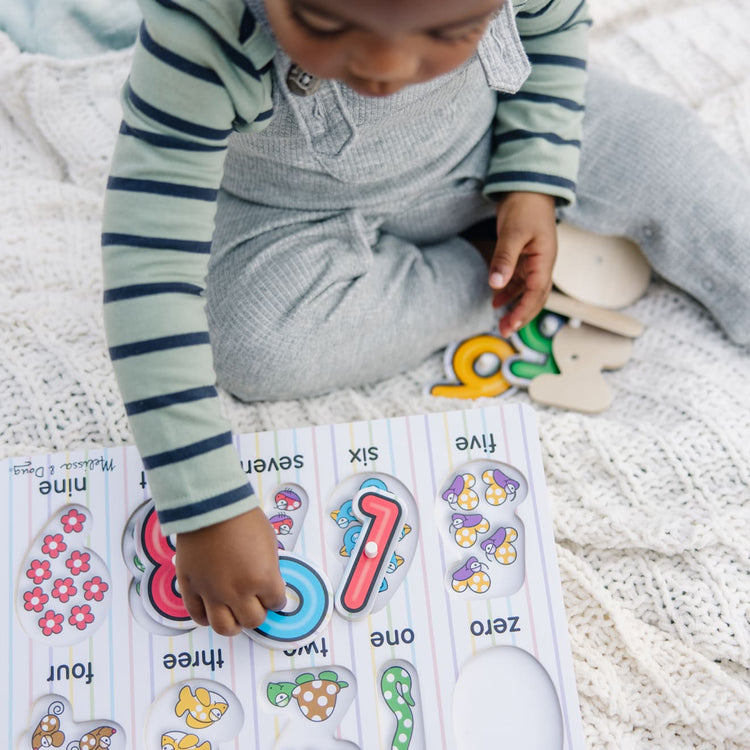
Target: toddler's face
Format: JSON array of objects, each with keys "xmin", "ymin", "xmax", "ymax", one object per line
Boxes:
[{"xmin": 265, "ymin": 0, "xmax": 502, "ymax": 97}]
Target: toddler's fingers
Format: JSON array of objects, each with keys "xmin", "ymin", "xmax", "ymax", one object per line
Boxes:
[
  {"xmin": 499, "ymin": 284, "xmax": 551, "ymax": 338},
  {"xmin": 488, "ymin": 233, "xmax": 526, "ymax": 290},
  {"xmin": 231, "ymin": 594, "xmax": 272, "ymax": 631},
  {"xmin": 260, "ymin": 578, "xmax": 288, "ymax": 614},
  {"xmin": 492, "ymin": 278, "xmax": 524, "ymax": 310},
  {"xmin": 204, "ymin": 601, "xmax": 243, "ymax": 637},
  {"xmin": 178, "ymin": 580, "xmax": 209, "ymax": 626}
]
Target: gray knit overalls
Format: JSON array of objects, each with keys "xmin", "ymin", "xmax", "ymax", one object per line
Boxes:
[{"xmin": 207, "ymin": 2, "xmax": 750, "ymax": 401}]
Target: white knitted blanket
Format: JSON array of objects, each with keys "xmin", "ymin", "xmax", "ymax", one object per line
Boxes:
[{"xmin": 1, "ymin": 1, "xmax": 749, "ymax": 746}]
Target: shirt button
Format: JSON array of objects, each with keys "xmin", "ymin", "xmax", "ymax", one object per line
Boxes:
[{"xmin": 287, "ymin": 64, "xmax": 322, "ymax": 96}]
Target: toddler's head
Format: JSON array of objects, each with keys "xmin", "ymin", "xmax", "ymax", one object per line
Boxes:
[{"xmin": 266, "ymin": 0, "xmax": 502, "ymax": 97}]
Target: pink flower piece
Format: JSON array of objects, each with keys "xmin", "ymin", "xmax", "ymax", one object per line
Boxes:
[
  {"xmin": 82, "ymin": 576, "xmax": 108, "ymax": 602},
  {"xmin": 38, "ymin": 610, "xmax": 64, "ymax": 636},
  {"xmin": 51, "ymin": 577, "xmax": 77, "ymax": 603},
  {"xmin": 41, "ymin": 533, "xmax": 67, "ymax": 559},
  {"xmin": 26, "ymin": 559, "xmax": 51, "ymax": 584},
  {"xmin": 23, "ymin": 587, "xmax": 49, "ymax": 613},
  {"xmin": 69, "ymin": 604, "xmax": 94, "ymax": 630},
  {"xmin": 65, "ymin": 550, "xmax": 91, "ymax": 576},
  {"xmin": 60, "ymin": 508, "xmax": 86, "ymax": 533}
]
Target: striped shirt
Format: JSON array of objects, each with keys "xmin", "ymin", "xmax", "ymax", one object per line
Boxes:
[{"xmin": 102, "ymin": 0, "xmax": 590, "ymax": 535}]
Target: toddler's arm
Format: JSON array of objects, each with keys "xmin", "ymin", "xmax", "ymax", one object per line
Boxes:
[
  {"xmin": 101, "ymin": 0, "xmax": 285, "ymax": 633},
  {"xmin": 484, "ymin": 0, "xmax": 591, "ymax": 335}
]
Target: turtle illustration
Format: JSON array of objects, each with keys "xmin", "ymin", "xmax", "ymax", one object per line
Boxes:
[{"xmin": 267, "ymin": 671, "xmax": 349, "ymax": 722}]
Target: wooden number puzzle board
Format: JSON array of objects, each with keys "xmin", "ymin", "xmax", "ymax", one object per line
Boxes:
[{"xmin": 2, "ymin": 404, "xmax": 585, "ymax": 750}]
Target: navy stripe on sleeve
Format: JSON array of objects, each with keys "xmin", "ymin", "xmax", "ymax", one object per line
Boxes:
[
  {"xmin": 140, "ymin": 23, "xmax": 222, "ymax": 84},
  {"xmin": 109, "ymin": 332, "xmax": 211, "ymax": 361},
  {"xmin": 157, "ymin": 483, "xmax": 254, "ymax": 525},
  {"xmin": 498, "ymin": 90, "xmax": 585, "ymax": 111},
  {"xmin": 142, "ymin": 430, "xmax": 234, "ymax": 470},
  {"xmin": 101, "ymin": 233, "xmax": 212, "ymax": 254},
  {"xmin": 527, "ymin": 53, "xmax": 587, "ymax": 70},
  {"xmin": 119, "ymin": 122, "xmax": 227, "ymax": 152},
  {"xmin": 516, "ymin": 0, "xmax": 555, "ymax": 19},
  {"xmin": 125, "ymin": 385, "xmax": 218, "ymax": 416},
  {"xmin": 151, "ymin": 0, "xmax": 267, "ymax": 81},
  {"xmin": 104, "ymin": 282, "xmax": 204, "ymax": 303},
  {"xmin": 497, "ymin": 129, "xmax": 582, "ymax": 148},
  {"xmin": 521, "ymin": 4, "xmax": 591, "ymax": 39},
  {"xmin": 127, "ymin": 83, "xmax": 234, "ymax": 141},
  {"xmin": 238, "ymin": 8, "xmax": 256, "ymax": 43},
  {"xmin": 486, "ymin": 170, "xmax": 577, "ymax": 192},
  {"xmin": 107, "ymin": 176, "xmax": 218, "ymax": 202}
]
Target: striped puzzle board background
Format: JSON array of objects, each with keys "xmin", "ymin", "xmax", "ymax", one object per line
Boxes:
[{"xmin": 2, "ymin": 404, "xmax": 584, "ymax": 749}]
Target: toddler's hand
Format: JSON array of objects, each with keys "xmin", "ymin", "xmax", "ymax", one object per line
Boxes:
[
  {"xmin": 488, "ymin": 192, "xmax": 558, "ymax": 338},
  {"xmin": 175, "ymin": 507, "xmax": 287, "ymax": 636}
]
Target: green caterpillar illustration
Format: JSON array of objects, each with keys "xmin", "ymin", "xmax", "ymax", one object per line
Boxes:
[{"xmin": 380, "ymin": 665, "xmax": 417, "ymax": 750}]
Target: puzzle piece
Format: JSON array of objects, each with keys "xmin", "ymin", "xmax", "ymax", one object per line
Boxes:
[
  {"xmin": 428, "ymin": 334, "xmax": 515, "ymax": 399},
  {"xmin": 247, "ymin": 551, "xmax": 334, "ymax": 649},
  {"xmin": 529, "ymin": 322, "xmax": 635, "ymax": 413},
  {"xmin": 502, "ymin": 312, "xmax": 564, "ymax": 387},
  {"xmin": 329, "ymin": 474, "xmax": 419, "ymax": 617},
  {"xmin": 553, "ymin": 223, "xmax": 651, "ymax": 309},
  {"xmin": 122, "ymin": 500, "xmax": 194, "ymax": 634},
  {"xmin": 15, "ymin": 504, "xmax": 112, "ymax": 645}
]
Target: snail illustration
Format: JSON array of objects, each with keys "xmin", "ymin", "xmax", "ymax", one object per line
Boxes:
[
  {"xmin": 482, "ymin": 468, "xmax": 520, "ymax": 506},
  {"xmin": 480, "ymin": 527, "xmax": 518, "ymax": 565},
  {"xmin": 442, "ymin": 474, "xmax": 479, "ymax": 511},
  {"xmin": 451, "ymin": 556, "xmax": 491, "ymax": 594},
  {"xmin": 450, "ymin": 513, "xmax": 490, "ymax": 548}
]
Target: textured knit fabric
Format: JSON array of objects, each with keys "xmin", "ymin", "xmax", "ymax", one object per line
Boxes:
[{"xmin": 101, "ymin": 0, "xmax": 591, "ymax": 534}]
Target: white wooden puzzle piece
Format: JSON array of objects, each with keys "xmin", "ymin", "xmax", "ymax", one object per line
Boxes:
[
  {"xmin": 529, "ymin": 322, "xmax": 634, "ymax": 413},
  {"xmin": 553, "ymin": 223, "xmax": 651, "ymax": 309}
]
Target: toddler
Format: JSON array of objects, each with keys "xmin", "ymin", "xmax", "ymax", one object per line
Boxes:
[{"xmin": 102, "ymin": 0, "xmax": 750, "ymax": 635}]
